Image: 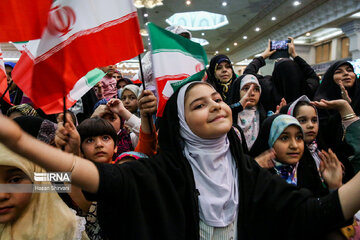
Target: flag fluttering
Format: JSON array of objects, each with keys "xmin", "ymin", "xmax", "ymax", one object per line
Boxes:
[
  {"xmin": 148, "ymin": 23, "xmax": 208, "ymax": 117},
  {"xmin": 12, "ymin": 0, "xmax": 143, "ymax": 114}
]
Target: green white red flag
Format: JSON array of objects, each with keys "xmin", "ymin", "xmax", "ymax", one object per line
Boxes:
[
  {"xmin": 12, "ymin": 0, "xmax": 143, "ymax": 114},
  {"xmin": 0, "ymin": 48, "xmax": 11, "ymax": 104},
  {"xmin": 0, "ymin": 0, "xmax": 52, "ymax": 42},
  {"xmin": 40, "ymin": 68, "xmax": 105, "ymax": 114},
  {"xmin": 148, "ymin": 23, "xmax": 208, "ymax": 117}
]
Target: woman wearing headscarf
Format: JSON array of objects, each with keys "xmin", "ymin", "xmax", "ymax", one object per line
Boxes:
[
  {"xmin": 227, "ymin": 74, "xmax": 266, "ymax": 151},
  {"xmin": 3, "ymin": 82, "xmax": 360, "ymax": 239},
  {"xmin": 206, "ymin": 54, "xmax": 237, "ymax": 101},
  {"xmin": 313, "ymin": 60, "xmax": 360, "ymax": 183},
  {"xmin": 0, "ymin": 143, "xmax": 88, "ymax": 240},
  {"xmin": 244, "ymin": 37, "xmax": 320, "ymax": 112}
]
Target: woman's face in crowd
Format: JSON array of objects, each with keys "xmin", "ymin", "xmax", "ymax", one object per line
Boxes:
[
  {"xmin": 273, "ymin": 125, "xmax": 304, "ymax": 165},
  {"xmin": 121, "ymin": 90, "xmax": 139, "ymax": 114},
  {"xmin": 240, "ymin": 83, "xmax": 261, "ymax": 108},
  {"xmin": 295, "ymin": 105, "xmax": 318, "ymax": 144},
  {"xmin": 215, "ymin": 62, "xmax": 233, "ymax": 83},
  {"xmin": 0, "ymin": 166, "xmax": 32, "ymax": 224},
  {"xmin": 81, "ymin": 135, "xmax": 117, "ymax": 163},
  {"xmin": 184, "ymin": 84, "xmax": 232, "ymax": 139},
  {"xmin": 113, "ymin": 73, "xmax": 122, "ymax": 81},
  {"xmin": 333, "ymin": 64, "xmax": 356, "ymax": 89}
]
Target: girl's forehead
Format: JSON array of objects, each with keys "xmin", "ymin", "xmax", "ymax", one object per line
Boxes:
[{"xmin": 242, "ymin": 82, "xmax": 259, "ymax": 88}]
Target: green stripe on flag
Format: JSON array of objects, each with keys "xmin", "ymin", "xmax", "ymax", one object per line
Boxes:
[
  {"xmin": 171, "ymin": 69, "xmax": 206, "ymax": 93},
  {"xmin": 85, "ymin": 68, "xmax": 106, "ymax": 87},
  {"xmin": 148, "ymin": 23, "xmax": 208, "ymax": 66}
]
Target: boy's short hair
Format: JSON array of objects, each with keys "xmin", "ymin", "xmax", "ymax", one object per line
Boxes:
[{"xmin": 77, "ymin": 117, "xmax": 118, "ymax": 149}]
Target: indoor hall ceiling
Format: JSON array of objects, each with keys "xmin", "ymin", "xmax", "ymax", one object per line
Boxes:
[{"xmin": 138, "ymin": 0, "xmax": 360, "ymax": 62}]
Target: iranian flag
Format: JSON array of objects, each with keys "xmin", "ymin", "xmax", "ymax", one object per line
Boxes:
[
  {"xmin": 148, "ymin": 23, "xmax": 208, "ymax": 117},
  {"xmin": 12, "ymin": 0, "xmax": 143, "ymax": 113},
  {"xmin": 0, "ymin": 48, "xmax": 11, "ymax": 104},
  {"xmin": 0, "ymin": 0, "xmax": 52, "ymax": 42},
  {"xmin": 40, "ymin": 68, "xmax": 105, "ymax": 114}
]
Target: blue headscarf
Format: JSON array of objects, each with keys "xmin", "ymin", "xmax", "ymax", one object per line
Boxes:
[{"xmin": 268, "ymin": 115, "xmax": 303, "ymax": 148}]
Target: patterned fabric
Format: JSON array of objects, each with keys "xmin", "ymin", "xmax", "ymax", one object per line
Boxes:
[
  {"xmin": 114, "ymin": 129, "xmax": 134, "ymax": 160},
  {"xmin": 237, "ymin": 108, "xmax": 259, "ymax": 149},
  {"xmin": 274, "ymin": 162, "xmax": 298, "ymax": 185},
  {"xmin": 85, "ymin": 202, "xmax": 107, "ymax": 240},
  {"xmin": 37, "ymin": 119, "xmax": 57, "ymax": 145},
  {"xmin": 199, "ymin": 219, "xmax": 237, "ymax": 240},
  {"xmin": 6, "ymin": 103, "xmax": 39, "ymax": 117},
  {"xmin": 268, "ymin": 115, "xmax": 303, "ymax": 148}
]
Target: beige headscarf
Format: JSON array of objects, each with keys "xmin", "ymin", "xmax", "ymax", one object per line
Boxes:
[{"xmin": 0, "ymin": 143, "xmax": 78, "ymax": 240}]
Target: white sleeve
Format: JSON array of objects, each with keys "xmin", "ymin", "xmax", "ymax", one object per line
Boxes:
[{"xmin": 125, "ymin": 114, "xmax": 141, "ymax": 135}]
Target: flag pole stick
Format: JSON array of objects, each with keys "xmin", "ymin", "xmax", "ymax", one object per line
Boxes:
[
  {"xmin": 138, "ymin": 54, "xmax": 153, "ymax": 133},
  {"xmin": 62, "ymin": 96, "xmax": 67, "ymax": 151},
  {"xmin": 0, "ymin": 80, "xmax": 13, "ymax": 102},
  {"xmin": 63, "ymin": 96, "xmax": 67, "ymax": 125}
]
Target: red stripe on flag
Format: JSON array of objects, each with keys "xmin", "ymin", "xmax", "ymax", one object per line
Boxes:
[
  {"xmin": 0, "ymin": 71, "xmax": 11, "ymax": 104},
  {"xmin": 0, "ymin": 0, "xmax": 51, "ymax": 42},
  {"xmin": 155, "ymin": 74, "xmax": 190, "ymax": 117},
  {"xmin": 13, "ymin": 14, "xmax": 143, "ymax": 112}
]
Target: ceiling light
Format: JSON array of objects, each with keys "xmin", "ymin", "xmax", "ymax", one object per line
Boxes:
[
  {"xmin": 222, "ymin": 1, "xmax": 227, "ymax": 7},
  {"xmin": 271, "ymin": 16, "xmax": 276, "ymax": 21},
  {"xmin": 255, "ymin": 27, "xmax": 260, "ymax": 32},
  {"xmin": 144, "ymin": 13, "xmax": 148, "ymax": 17},
  {"xmin": 243, "ymin": 36, "xmax": 247, "ymax": 39},
  {"xmin": 166, "ymin": 11, "xmax": 229, "ymax": 31},
  {"xmin": 215, "ymin": 51, "xmax": 219, "ymax": 54},
  {"xmin": 234, "ymin": 42, "xmax": 238, "ymax": 46},
  {"xmin": 305, "ymin": 32, "xmax": 311, "ymax": 37},
  {"xmin": 293, "ymin": 1, "xmax": 301, "ymax": 6},
  {"xmin": 144, "ymin": 49, "xmax": 147, "ymax": 52},
  {"xmin": 140, "ymin": 29, "xmax": 149, "ymax": 36},
  {"xmin": 186, "ymin": 0, "xmax": 191, "ymax": 5},
  {"xmin": 201, "ymin": 32, "xmax": 205, "ymax": 36},
  {"xmin": 226, "ymin": 47, "xmax": 230, "ymax": 51}
]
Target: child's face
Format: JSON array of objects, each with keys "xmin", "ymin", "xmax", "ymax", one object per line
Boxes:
[
  {"xmin": 102, "ymin": 113, "xmax": 121, "ymax": 133},
  {"xmin": 121, "ymin": 90, "xmax": 138, "ymax": 114},
  {"xmin": 295, "ymin": 105, "xmax": 318, "ymax": 144},
  {"xmin": 81, "ymin": 135, "xmax": 117, "ymax": 163},
  {"xmin": 184, "ymin": 84, "xmax": 232, "ymax": 139},
  {"xmin": 273, "ymin": 125, "xmax": 304, "ymax": 165},
  {"xmin": 240, "ymin": 83, "xmax": 260, "ymax": 108},
  {"xmin": 0, "ymin": 166, "xmax": 32, "ymax": 224},
  {"xmin": 333, "ymin": 64, "xmax": 356, "ymax": 89},
  {"xmin": 215, "ymin": 62, "xmax": 233, "ymax": 83}
]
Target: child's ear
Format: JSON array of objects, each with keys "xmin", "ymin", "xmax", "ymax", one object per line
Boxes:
[{"xmin": 113, "ymin": 146, "xmax": 118, "ymax": 155}]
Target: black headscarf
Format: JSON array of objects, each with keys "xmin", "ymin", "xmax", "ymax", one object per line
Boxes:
[
  {"xmin": 249, "ymin": 113, "xmax": 330, "ymax": 197},
  {"xmin": 314, "ymin": 60, "xmax": 360, "ymax": 115},
  {"xmin": 206, "ymin": 54, "xmax": 237, "ymax": 101},
  {"xmin": 271, "ymin": 58, "xmax": 307, "ymax": 104}
]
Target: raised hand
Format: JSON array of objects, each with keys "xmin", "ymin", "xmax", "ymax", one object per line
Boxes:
[
  {"xmin": 255, "ymin": 149, "xmax": 276, "ymax": 169},
  {"xmin": 55, "ymin": 113, "xmax": 81, "ymax": 155},
  {"xmin": 240, "ymin": 84, "xmax": 255, "ymax": 109},
  {"xmin": 107, "ymin": 98, "xmax": 132, "ymax": 120},
  {"xmin": 287, "ymin": 37, "xmax": 297, "ymax": 58},
  {"xmin": 311, "ymin": 99, "xmax": 355, "ymax": 119},
  {"xmin": 138, "ymin": 90, "xmax": 157, "ymax": 117},
  {"xmin": 338, "ymin": 81, "xmax": 352, "ymax": 104},
  {"xmin": 319, "ymin": 149, "xmax": 343, "ymax": 190},
  {"xmin": 261, "ymin": 39, "xmax": 276, "ymax": 59},
  {"xmin": 274, "ymin": 98, "xmax": 287, "ymax": 114}
]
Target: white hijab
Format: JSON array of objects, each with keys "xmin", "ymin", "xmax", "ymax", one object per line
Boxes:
[
  {"xmin": 237, "ymin": 75, "xmax": 261, "ymax": 149},
  {"xmin": 177, "ymin": 82, "xmax": 238, "ymax": 227}
]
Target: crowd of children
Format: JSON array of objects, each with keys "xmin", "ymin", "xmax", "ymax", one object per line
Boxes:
[{"xmin": 1, "ymin": 30, "xmax": 360, "ymax": 240}]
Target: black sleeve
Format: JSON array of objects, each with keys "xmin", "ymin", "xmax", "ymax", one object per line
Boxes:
[
  {"xmin": 293, "ymin": 56, "xmax": 320, "ymax": 100},
  {"xmin": 243, "ymin": 57, "xmax": 266, "ymax": 76},
  {"xmin": 239, "ymin": 157, "xmax": 348, "ymax": 239}
]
